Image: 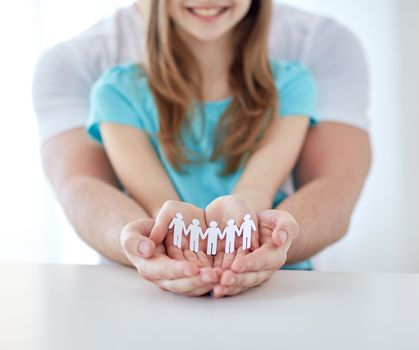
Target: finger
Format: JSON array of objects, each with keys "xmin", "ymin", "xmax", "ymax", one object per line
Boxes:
[
  {"xmin": 156, "ymin": 274, "xmax": 213, "ymax": 295},
  {"xmin": 214, "ymin": 285, "xmax": 245, "ymax": 297},
  {"xmin": 155, "ymin": 243, "xmax": 166, "ymax": 255},
  {"xmin": 222, "ymin": 277, "xmax": 268, "ymax": 296},
  {"xmin": 214, "ymin": 270, "xmax": 273, "ymax": 297},
  {"xmin": 183, "ymin": 285, "xmax": 214, "ymax": 297},
  {"xmin": 221, "ymin": 251, "xmax": 236, "ymax": 270},
  {"xmin": 250, "ymin": 230, "xmax": 260, "ymax": 251},
  {"xmin": 197, "ymin": 251, "xmax": 212, "ymax": 267},
  {"xmin": 222, "ymin": 247, "xmax": 248, "ymax": 270},
  {"xmin": 149, "ymin": 203, "xmax": 175, "ymax": 245},
  {"xmin": 121, "ymin": 219, "xmax": 156, "ymax": 258},
  {"xmin": 220, "ymin": 269, "xmax": 273, "ymax": 289},
  {"xmin": 213, "ymin": 252, "xmax": 225, "ymax": 269},
  {"xmin": 135, "ymin": 254, "xmax": 200, "ymax": 281},
  {"xmin": 212, "ymin": 284, "xmax": 228, "ymax": 298},
  {"xmin": 272, "ymin": 229, "xmax": 289, "ymax": 247},
  {"xmin": 155, "ymin": 267, "xmax": 220, "ymax": 297},
  {"xmin": 230, "ymin": 244, "xmax": 287, "ymax": 273},
  {"xmin": 272, "ymin": 230, "xmax": 294, "ymax": 252},
  {"xmin": 156, "ymin": 278, "xmax": 211, "ymax": 295},
  {"xmin": 183, "ymin": 250, "xmax": 203, "ymax": 267},
  {"xmin": 166, "ymin": 244, "xmax": 186, "ymax": 261},
  {"xmin": 236, "ymin": 246, "xmax": 246, "ymax": 259},
  {"xmin": 200, "ymin": 267, "xmax": 222, "ymax": 284}
]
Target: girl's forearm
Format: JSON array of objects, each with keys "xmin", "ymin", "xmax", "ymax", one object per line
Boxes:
[
  {"xmin": 100, "ymin": 123, "xmax": 181, "ymax": 218},
  {"xmin": 232, "ymin": 117, "xmax": 310, "ymax": 212}
]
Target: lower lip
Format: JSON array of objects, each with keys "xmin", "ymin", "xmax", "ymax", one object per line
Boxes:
[{"xmin": 186, "ymin": 7, "xmax": 229, "ymax": 22}]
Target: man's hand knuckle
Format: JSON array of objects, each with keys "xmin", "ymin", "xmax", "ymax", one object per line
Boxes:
[{"xmin": 138, "ymin": 265, "xmax": 153, "ymax": 281}]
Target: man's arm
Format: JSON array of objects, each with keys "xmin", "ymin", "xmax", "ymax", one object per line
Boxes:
[
  {"xmin": 278, "ymin": 122, "xmax": 372, "ymax": 263},
  {"xmin": 276, "ymin": 17, "xmax": 371, "ymax": 263},
  {"xmin": 214, "ymin": 12, "xmax": 371, "ymax": 296},
  {"xmin": 41, "ymin": 128, "xmax": 148, "ymax": 265},
  {"xmin": 42, "ymin": 128, "xmax": 220, "ymax": 295},
  {"xmin": 213, "ymin": 122, "xmax": 371, "ymax": 297}
]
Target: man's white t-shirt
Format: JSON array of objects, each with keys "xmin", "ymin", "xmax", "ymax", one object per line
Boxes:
[{"xmin": 32, "ymin": 2, "xmax": 370, "ymax": 143}]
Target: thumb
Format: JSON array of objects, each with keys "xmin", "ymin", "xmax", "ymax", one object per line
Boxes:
[
  {"xmin": 149, "ymin": 210, "xmax": 172, "ymax": 245},
  {"xmin": 121, "ymin": 218, "xmax": 156, "ymax": 259},
  {"xmin": 272, "ymin": 229, "xmax": 288, "ymax": 247}
]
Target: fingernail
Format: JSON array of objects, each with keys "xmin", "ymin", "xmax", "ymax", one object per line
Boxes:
[
  {"xmin": 279, "ymin": 231, "xmax": 288, "ymax": 244},
  {"xmin": 138, "ymin": 242, "xmax": 150, "ymax": 256}
]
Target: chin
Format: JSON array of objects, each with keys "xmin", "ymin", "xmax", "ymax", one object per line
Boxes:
[
  {"xmin": 190, "ymin": 32, "xmax": 226, "ymax": 42},
  {"xmin": 182, "ymin": 25, "xmax": 229, "ymax": 43}
]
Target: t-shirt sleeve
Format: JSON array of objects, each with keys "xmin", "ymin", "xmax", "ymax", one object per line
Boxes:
[
  {"xmin": 87, "ymin": 66, "xmax": 146, "ymax": 144},
  {"xmin": 31, "ymin": 9, "xmax": 139, "ymax": 144},
  {"xmin": 32, "ymin": 43, "xmax": 94, "ymax": 143},
  {"xmin": 274, "ymin": 61, "xmax": 318, "ymax": 126},
  {"xmin": 301, "ymin": 18, "xmax": 370, "ymax": 131}
]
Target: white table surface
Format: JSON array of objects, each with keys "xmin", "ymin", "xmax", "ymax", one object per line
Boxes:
[{"xmin": 1, "ymin": 263, "xmax": 418, "ymax": 350}]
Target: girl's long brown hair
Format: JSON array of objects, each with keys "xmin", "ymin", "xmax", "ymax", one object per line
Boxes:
[{"xmin": 141, "ymin": 0, "xmax": 277, "ymax": 175}]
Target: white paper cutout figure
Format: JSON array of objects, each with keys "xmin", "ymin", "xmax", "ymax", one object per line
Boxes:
[
  {"xmin": 221, "ymin": 219, "xmax": 240, "ymax": 254},
  {"xmin": 238, "ymin": 214, "xmax": 256, "ymax": 250},
  {"xmin": 185, "ymin": 218, "xmax": 204, "ymax": 253},
  {"xmin": 168, "ymin": 213, "xmax": 256, "ymax": 255},
  {"xmin": 168, "ymin": 213, "xmax": 187, "ymax": 248},
  {"xmin": 201, "ymin": 221, "xmax": 223, "ymax": 255}
]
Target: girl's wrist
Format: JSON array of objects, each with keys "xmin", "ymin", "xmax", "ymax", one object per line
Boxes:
[
  {"xmin": 150, "ymin": 195, "xmax": 183, "ymax": 220},
  {"xmin": 231, "ymin": 188, "xmax": 272, "ymax": 213}
]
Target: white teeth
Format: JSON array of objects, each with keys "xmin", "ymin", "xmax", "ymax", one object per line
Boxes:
[{"xmin": 190, "ymin": 7, "xmax": 224, "ymax": 17}]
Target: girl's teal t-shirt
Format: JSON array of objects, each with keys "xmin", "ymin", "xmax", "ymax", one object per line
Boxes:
[{"xmin": 87, "ymin": 60, "xmax": 318, "ymax": 271}]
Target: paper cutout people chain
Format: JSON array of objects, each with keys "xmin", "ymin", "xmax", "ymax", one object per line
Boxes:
[{"xmin": 168, "ymin": 213, "xmax": 256, "ymax": 255}]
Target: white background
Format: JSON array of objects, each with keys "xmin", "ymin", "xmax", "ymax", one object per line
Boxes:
[{"xmin": 0, "ymin": 0, "xmax": 418, "ymax": 272}]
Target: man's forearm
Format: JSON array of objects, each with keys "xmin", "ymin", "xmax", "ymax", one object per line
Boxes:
[
  {"xmin": 41, "ymin": 129, "xmax": 152, "ymax": 266},
  {"xmin": 278, "ymin": 175, "xmax": 362, "ymax": 264},
  {"xmin": 57, "ymin": 176, "xmax": 149, "ymax": 265},
  {"xmin": 279, "ymin": 123, "xmax": 371, "ymax": 264}
]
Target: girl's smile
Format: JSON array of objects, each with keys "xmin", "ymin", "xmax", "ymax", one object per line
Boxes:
[{"xmin": 186, "ymin": 5, "xmax": 230, "ymax": 22}]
